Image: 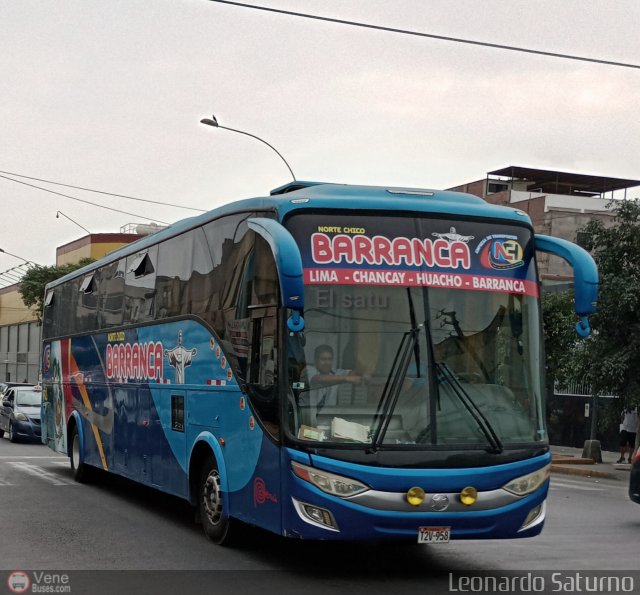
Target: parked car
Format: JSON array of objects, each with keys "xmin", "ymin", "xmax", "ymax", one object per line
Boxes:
[
  {"xmin": 629, "ymin": 445, "xmax": 640, "ymax": 505},
  {"xmin": 0, "ymin": 385, "xmax": 43, "ymax": 443}
]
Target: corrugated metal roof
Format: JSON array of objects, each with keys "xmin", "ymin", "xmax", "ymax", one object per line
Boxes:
[{"xmin": 488, "ymin": 165, "xmax": 640, "ymax": 195}]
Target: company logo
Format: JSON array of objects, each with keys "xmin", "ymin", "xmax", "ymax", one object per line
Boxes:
[
  {"xmin": 253, "ymin": 477, "xmax": 278, "ymax": 506},
  {"xmin": 477, "ymin": 235, "xmax": 524, "ymax": 270},
  {"xmin": 106, "ymin": 341, "xmax": 164, "ymax": 382},
  {"xmin": 311, "ymin": 232, "xmax": 471, "ymax": 269},
  {"xmin": 164, "ymin": 330, "xmax": 197, "ymax": 385},
  {"xmin": 7, "ymin": 571, "xmax": 30, "ymax": 594},
  {"xmin": 432, "ymin": 227, "xmax": 474, "ymax": 243}
]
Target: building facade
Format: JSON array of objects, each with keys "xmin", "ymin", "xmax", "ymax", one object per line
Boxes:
[{"xmin": 449, "ymin": 165, "xmax": 640, "ymax": 289}]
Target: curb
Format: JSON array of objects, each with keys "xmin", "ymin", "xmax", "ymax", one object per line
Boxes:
[
  {"xmin": 552, "ymin": 457, "xmax": 595, "ymax": 465},
  {"xmin": 550, "ymin": 464, "xmax": 617, "ymax": 480}
]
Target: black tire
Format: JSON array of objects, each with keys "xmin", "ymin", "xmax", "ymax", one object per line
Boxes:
[
  {"xmin": 0, "ymin": 428, "xmax": 4, "ymax": 438},
  {"xmin": 69, "ymin": 426, "xmax": 89, "ymax": 482},
  {"xmin": 199, "ymin": 455, "xmax": 232, "ymax": 544},
  {"xmin": 9, "ymin": 422, "xmax": 18, "ymax": 443}
]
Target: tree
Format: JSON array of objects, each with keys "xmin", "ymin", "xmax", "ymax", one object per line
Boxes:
[
  {"xmin": 543, "ymin": 200, "xmax": 640, "ymax": 447},
  {"xmin": 18, "ymin": 258, "xmax": 95, "ymax": 319},
  {"xmin": 541, "ymin": 290, "xmax": 583, "ymax": 396},
  {"xmin": 579, "ymin": 200, "xmax": 640, "ymax": 411}
]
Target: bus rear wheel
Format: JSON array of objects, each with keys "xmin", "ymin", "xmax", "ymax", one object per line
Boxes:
[
  {"xmin": 199, "ymin": 455, "xmax": 232, "ymax": 544},
  {"xmin": 70, "ymin": 427, "xmax": 89, "ymax": 482}
]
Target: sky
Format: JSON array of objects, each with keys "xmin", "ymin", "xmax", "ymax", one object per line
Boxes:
[{"xmin": 1, "ymin": 0, "xmax": 640, "ymax": 271}]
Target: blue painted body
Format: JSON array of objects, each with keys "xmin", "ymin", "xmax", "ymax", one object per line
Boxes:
[{"xmin": 41, "ymin": 181, "xmax": 596, "ymax": 542}]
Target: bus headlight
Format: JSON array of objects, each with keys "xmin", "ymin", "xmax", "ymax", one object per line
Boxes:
[
  {"xmin": 502, "ymin": 464, "xmax": 550, "ymax": 496},
  {"xmin": 291, "ymin": 461, "xmax": 369, "ymax": 497}
]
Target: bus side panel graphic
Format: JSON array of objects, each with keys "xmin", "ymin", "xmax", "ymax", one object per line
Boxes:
[{"xmin": 42, "ymin": 319, "xmax": 264, "ymax": 501}]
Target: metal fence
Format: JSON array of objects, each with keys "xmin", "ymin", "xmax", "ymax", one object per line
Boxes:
[{"xmin": 553, "ymin": 380, "xmax": 616, "ymax": 399}]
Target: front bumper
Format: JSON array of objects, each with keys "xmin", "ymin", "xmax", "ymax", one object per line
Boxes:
[
  {"xmin": 283, "ymin": 451, "xmax": 550, "ymax": 541},
  {"xmin": 13, "ymin": 419, "xmax": 42, "ymax": 441}
]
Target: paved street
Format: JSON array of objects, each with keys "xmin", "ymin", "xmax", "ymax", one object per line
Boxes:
[{"xmin": 0, "ymin": 436, "xmax": 637, "ymax": 594}]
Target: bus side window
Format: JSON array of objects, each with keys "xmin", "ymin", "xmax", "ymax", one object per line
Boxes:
[
  {"xmin": 155, "ymin": 228, "xmax": 214, "ymax": 319},
  {"xmin": 248, "ymin": 236, "xmax": 278, "ymax": 381},
  {"xmin": 249, "ymin": 312, "xmax": 277, "ymax": 386},
  {"xmin": 245, "ymin": 236, "xmax": 280, "ymax": 439},
  {"xmin": 96, "ymin": 259, "xmax": 125, "ymax": 329},
  {"xmin": 124, "ymin": 246, "xmax": 158, "ymax": 324}
]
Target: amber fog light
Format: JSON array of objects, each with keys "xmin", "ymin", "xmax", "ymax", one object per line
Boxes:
[
  {"xmin": 406, "ymin": 486, "xmax": 426, "ymax": 506},
  {"xmin": 460, "ymin": 486, "xmax": 478, "ymax": 506}
]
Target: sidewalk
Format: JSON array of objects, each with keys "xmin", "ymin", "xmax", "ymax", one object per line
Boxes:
[{"xmin": 550, "ymin": 444, "xmax": 632, "ymax": 481}]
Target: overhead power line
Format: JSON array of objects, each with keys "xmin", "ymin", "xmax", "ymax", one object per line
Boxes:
[
  {"xmin": 0, "ymin": 173, "xmax": 171, "ymax": 224},
  {"xmin": 0, "ymin": 169, "xmax": 206, "ymax": 213},
  {"xmin": 209, "ymin": 0, "xmax": 640, "ymax": 70}
]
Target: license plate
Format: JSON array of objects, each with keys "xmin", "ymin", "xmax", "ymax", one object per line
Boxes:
[{"xmin": 418, "ymin": 526, "xmax": 451, "ymax": 544}]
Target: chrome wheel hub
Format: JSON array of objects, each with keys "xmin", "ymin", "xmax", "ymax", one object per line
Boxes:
[{"xmin": 203, "ymin": 470, "xmax": 223, "ymax": 526}]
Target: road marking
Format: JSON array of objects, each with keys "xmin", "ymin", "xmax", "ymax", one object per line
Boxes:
[{"xmin": 7, "ymin": 462, "xmax": 76, "ymax": 485}]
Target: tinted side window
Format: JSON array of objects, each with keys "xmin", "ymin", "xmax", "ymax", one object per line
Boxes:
[
  {"xmin": 202, "ymin": 214, "xmax": 255, "ymax": 379},
  {"xmin": 59, "ymin": 277, "xmax": 81, "ymax": 335},
  {"xmin": 76, "ymin": 272, "xmax": 98, "ymax": 334},
  {"xmin": 155, "ymin": 228, "xmax": 214, "ymax": 318},
  {"xmin": 97, "ymin": 259, "xmax": 125, "ymax": 329},
  {"xmin": 42, "ymin": 288, "xmax": 58, "ymax": 339},
  {"xmin": 124, "ymin": 246, "xmax": 158, "ymax": 324}
]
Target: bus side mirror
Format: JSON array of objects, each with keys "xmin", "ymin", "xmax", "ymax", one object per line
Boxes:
[
  {"xmin": 287, "ymin": 310, "xmax": 305, "ymax": 333},
  {"xmin": 535, "ymin": 234, "xmax": 599, "ymax": 337}
]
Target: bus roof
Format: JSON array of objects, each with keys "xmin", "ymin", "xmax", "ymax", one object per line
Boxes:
[{"xmin": 46, "ymin": 181, "xmax": 532, "ymax": 289}]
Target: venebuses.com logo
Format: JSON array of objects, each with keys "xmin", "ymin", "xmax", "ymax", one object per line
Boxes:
[
  {"xmin": 6, "ymin": 571, "xmax": 71, "ymax": 593},
  {"xmin": 7, "ymin": 572, "xmax": 30, "ymax": 594}
]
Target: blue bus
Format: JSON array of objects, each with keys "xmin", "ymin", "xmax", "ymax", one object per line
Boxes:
[{"xmin": 40, "ymin": 181, "xmax": 597, "ymax": 544}]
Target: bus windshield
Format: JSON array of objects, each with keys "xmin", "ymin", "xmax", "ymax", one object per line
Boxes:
[{"xmin": 285, "ymin": 213, "xmax": 545, "ymax": 450}]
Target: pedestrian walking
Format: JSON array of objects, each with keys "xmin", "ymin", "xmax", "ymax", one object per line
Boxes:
[{"xmin": 617, "ymin": 407, "xmax": 638, "ymax": 463}]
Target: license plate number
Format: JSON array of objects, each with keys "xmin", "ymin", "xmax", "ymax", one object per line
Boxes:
[{"xmin": 418, "ymin": 526, "xmax": 451, "ymax": 544}]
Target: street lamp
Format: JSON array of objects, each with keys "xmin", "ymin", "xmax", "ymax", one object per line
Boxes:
[
  {"xmin": 56, "ymin": 211, "xmax": 91, "ymax": 234},
  {"xmin": 200, "ymin": 114, "xmax": 296, "ymax": 181},
  {"xmin": 0, "ymin": 248, "xmax": 38, "ymax": 266}
]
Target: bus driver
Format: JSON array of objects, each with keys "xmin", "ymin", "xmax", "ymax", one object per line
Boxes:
[{"xmin": 299, "ymin": 345, "xmax": 368, "ymax": 418}]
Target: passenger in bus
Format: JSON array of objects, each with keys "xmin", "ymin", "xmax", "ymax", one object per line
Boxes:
[{"xmin": 299, "ymin": 344, "xmax": 369, "ymax": 414}]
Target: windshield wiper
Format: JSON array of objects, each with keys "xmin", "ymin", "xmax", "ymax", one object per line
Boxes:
[
  {"xmin": 368, "ymin": 326, "xmax": 420, "ymax": 452},
  {"xmin": 407, "ymin": 288, "xmax": 421, "ymax": 378},
  {"xmin": 436, "ymin": 363, "xmax": 503, "ymax": 454}
]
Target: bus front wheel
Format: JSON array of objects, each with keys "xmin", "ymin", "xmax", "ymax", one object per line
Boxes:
[
  {"xmin": 70, "ymin": 427, "xmax": 89, "ymax": 482},
  {"xmin": 199, "ymin": 455, "xmax": 232, "ymax": 544}
]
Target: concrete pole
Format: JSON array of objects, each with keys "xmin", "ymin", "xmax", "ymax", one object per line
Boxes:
[{"xmin": 582, "ymin": 394, "xmax": 602, "ymax": 462}]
